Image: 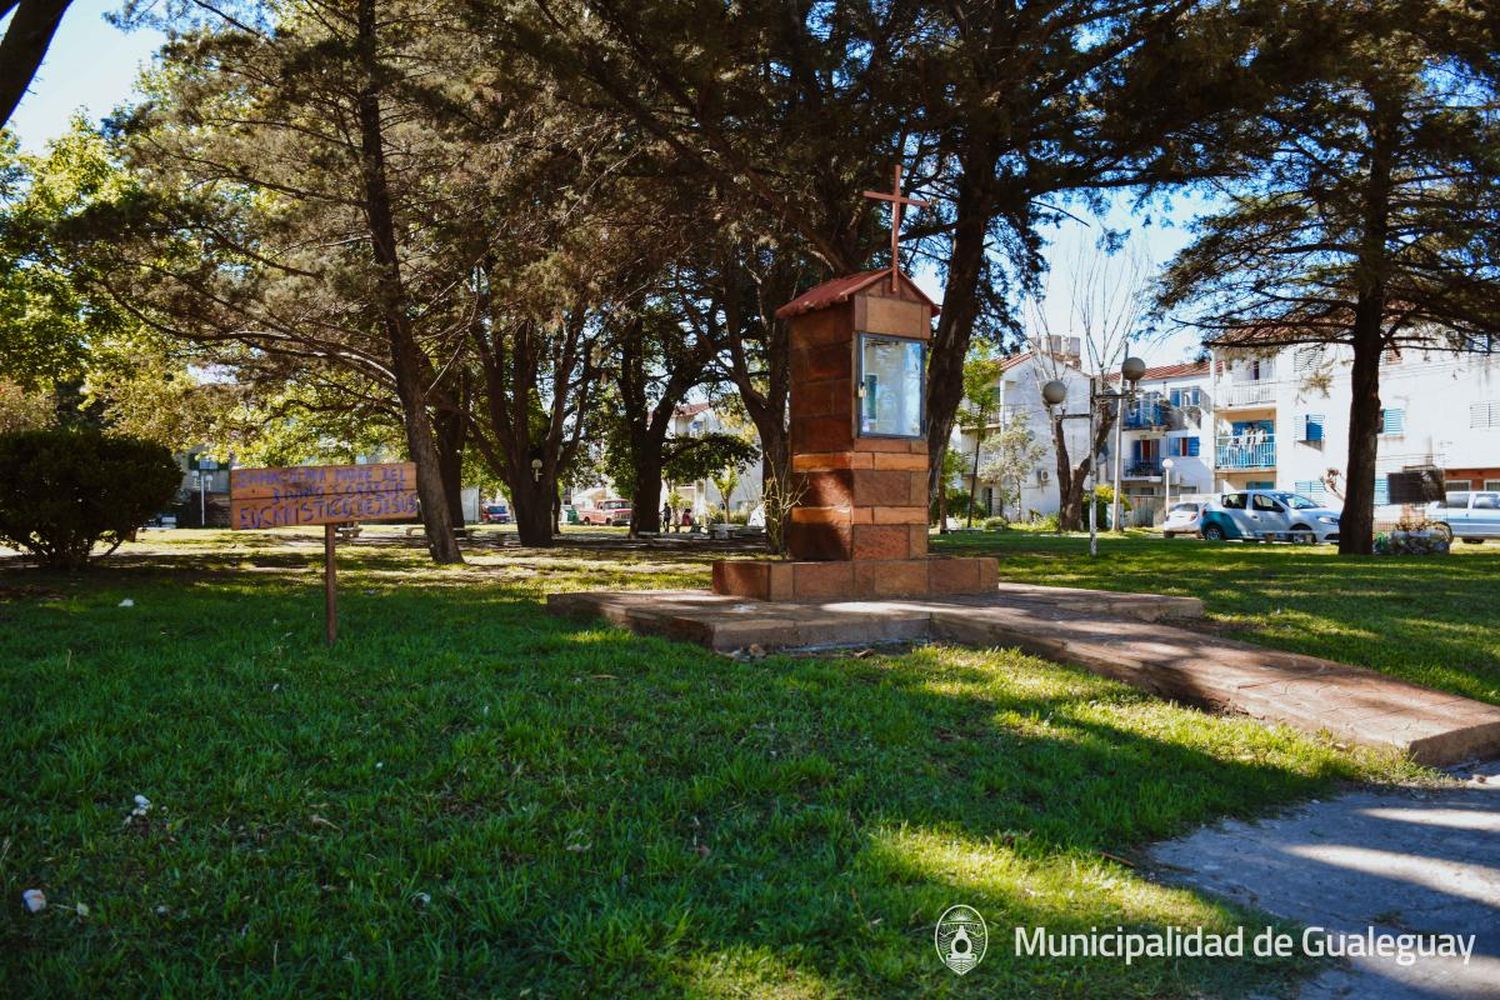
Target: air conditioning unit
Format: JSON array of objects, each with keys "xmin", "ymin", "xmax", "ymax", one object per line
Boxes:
[{"xmin": 1035, "ymin": 469, "xmax": 1050, "ymax": 486}]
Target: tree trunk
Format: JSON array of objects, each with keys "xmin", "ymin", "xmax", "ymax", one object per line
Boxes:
[
  {"xmin": 0, "ymin": 0, "xmax": 71, "ymax": 129},
  {"xmin": 967, "ymin": 431, "xmax": 983, "ymax": 527},
  {"xmin": 353, "ymin": 0, "xmax": 462, "ymax": 564},
  {"xmin": 716, "ymin": 259, "xmax": 792, "ymax": 552},
  {"xmin": 926, "ymin": 173, "xmax": 991, "ymax": 506},
  {"xmin": 1050, "ymin": 414, "xmax": 1087, "ymax": 531},
  {"xmin": 630, "ymin": 447, "xmax": 666, "ymax": 536},
  {"xmin": 1339, "ymin": 92, "xmax": 1396, "ymax": 556},
  {"xmin": 1059, "ymin": 477, "xmax": 1088, "ymax": 532},
  {"xmin": 510, "ymin": 474, "xmax": 554, "ymax": 546},
  {"xmin": 758, "ymin": 426, "xmax": 790, "ymax": 547},
  {"xmin": 936, "ymin": 468, "xmax": 948, "ymax": 530},
  {"xmin": 1341, "ymin": 314, "xmax": 1383, "ymax": 555},
  {"xmin": 435, "ymin": 407, "xmax": 467, "ymax": 530}
]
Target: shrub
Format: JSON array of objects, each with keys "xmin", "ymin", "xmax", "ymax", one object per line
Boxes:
[
  {"xmin": 1034, "ymin": 512, "xmax": 1062, "ymax": 532},
  {"xmin": 0, "ymin": 429, "xmax": 182, "ymax": 569},
  {"xmin": 929, "ymin": 487, "xmax": 970, "ymax": 524},
  {"xmin": 1373, "ymin": 530, "xmax": 1450, "ymax": 556},
  {"xmin": 1092, "ymin": 484, "xmax": 1132, "ymax": 527},
  {"xmin": 982, "ymin": 516, "xmax": 1009, "ymax": 531}
]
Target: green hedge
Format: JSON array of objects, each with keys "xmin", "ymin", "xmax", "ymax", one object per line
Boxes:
[{"xmin": 0, "ymin": 429, "xmax": 181, "ymax": 569}]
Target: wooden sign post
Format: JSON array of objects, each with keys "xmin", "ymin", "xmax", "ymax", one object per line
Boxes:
[{"xmin": 229, "ymin": 462, "xmax": 419, "ymax": 644}]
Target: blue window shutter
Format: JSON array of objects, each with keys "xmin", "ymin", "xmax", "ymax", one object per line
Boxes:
[
  {"xmin": 1169, "ymin": 389, "xmax": 1181, "ymax": 407},
  {"xmin": 1381, "ymin": 408, "xmax": 1405, "ymax": 434},
  {"xmin": 1374, "ymin": 479, "xmax": 1390, "ymax": 504},
  {"xmin": 1187, "ymin": 437, "xmax": 1200, "ymax": 457},
  {"xmin": 1306, "ymin": 415, "xmax": 1324, "ymax": 442},
  {"xmin": 1132, "ymin": 439, "xmax": 1142, "ymax": 461}
]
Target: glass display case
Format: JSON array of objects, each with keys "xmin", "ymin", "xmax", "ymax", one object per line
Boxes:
[{"xmin": 858, "ymin": 334, "xmax": 925, "ymax": 438}]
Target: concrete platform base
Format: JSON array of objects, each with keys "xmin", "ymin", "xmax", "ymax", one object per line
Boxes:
[
  {"xmin": 546, "ymin": 585, "xmax": 1500, "ymax": 766},
  {"xmin": 710, "ymin": 555, "xmax": 999, "ymax": 601}
]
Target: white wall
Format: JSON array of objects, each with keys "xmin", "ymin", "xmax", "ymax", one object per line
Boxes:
[
  {"xmin": 1109, "ymin": 372, "xmax": 1214, "ymax": 525},
  {"xmin": 952, "ymin": 355, "xmax": 1095, "ymax": 519},
  {"xmin": 1217, "ymin": 345, "xmax": 1500, "ymax": 517}
]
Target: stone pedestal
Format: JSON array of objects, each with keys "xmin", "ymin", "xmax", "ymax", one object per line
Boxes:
[
  {"xmin": 714, "ymin": 555, "xmax": 1000, "ymax": 602},
  {"xmin": 713, "ymin": 267, "xmax": 998, "ymax": 602}
]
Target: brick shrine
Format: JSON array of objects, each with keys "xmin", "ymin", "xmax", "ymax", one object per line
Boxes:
[{"xmin": 712, "ymin": 266, "xmax": 999, "ymax": 601}]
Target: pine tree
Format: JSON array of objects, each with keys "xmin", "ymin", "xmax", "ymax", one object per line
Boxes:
[{"xmin": 1158, "ymin": 0, "xmax": 1500, "ymax": 554}]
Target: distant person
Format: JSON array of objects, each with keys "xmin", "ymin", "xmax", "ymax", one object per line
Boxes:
[
  {"xmin": 661, "ymin": 502, "xmax": 674, "ymax": 532},
  {"xmin": 681, "ymin": 507, "xmax": 694, "ymax": 532}
]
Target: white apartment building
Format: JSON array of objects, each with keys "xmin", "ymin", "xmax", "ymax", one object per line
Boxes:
[
  {"xmin": 955, "ymin": 340, "xmax": 1500, "ymax": 526},
  {"xmin": 668, "ymin": 402, "xmax": 764, "ymax": 518},
  {"xmin": 1209, "ymin": 343, "xmax": 1500, "ymax": 517},
  {"xmin": 952, "ymin": 343, "xmax": 1109, "ymax": 521}
]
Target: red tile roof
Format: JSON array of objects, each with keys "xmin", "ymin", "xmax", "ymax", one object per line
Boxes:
[
  {"xmin": 1138, "ymin": 360, "xmax": 1210, "ymax": 381},
  {"xmin": 774, "ymin": 268, "xmax": 941, "ymax": 320},
  {"xmin": 1107, "ymin": 360, "xmax": 1210, "ymax": 383}
]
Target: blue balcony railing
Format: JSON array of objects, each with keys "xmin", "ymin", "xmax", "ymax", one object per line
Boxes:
[
  {"xmin": 1215, "ymin": 434, "xmax": 1276, "ymax": 469},
  {"xmin": 1122, "ymin": 402, "xmax": 1168, "ymax": 429}
]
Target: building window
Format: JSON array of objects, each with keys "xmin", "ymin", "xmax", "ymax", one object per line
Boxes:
[
  {"xmin": 1247, "ymin": 480, "xmax": 1275, "ymax": 490},
  {"xmin": 1374, "ymin": 479, "xmax": 1390, "ymax": 505},
  {"xmin": 1294, "ymin": 346, "xmax": 1323, "ymax": 373},
  {"xmin": 1167, "ymin": 436, "xmax": 1200, "ymax": 457},
  {"xmin": 1299, "ymin": 414, "xmax": 1325, "ymax": 443},
  {"xmin": 1445, "ymin": 479, "xmax": 1473, "ymax": 491},
  {"xmin": 1293, "ymin": 480, "xmax": 1328, "ymax": 498},
  {"xmin": 1471, "ymin": 401, "xmax": 1500, "ymax": 429},
  {"xmin": 1379, "ymin": 408, "xmax": 1405, "ymax": 435},
  {"xmin": 1485, "ymin": 480, "xmax": 1500, "ymax": 492},
  {"xmin": 1168, "ymin": 387, "xmax": 1201, "ymax": 408}
]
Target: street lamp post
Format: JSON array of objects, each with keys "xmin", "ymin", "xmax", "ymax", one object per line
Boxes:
[
  {"xmin": 1162, "ymin": 457, "xmax": 1176, "ymax": 522},
  {"xmin": 1042, "ymin": 355, "xmax": 1147, "ymax": 558}
]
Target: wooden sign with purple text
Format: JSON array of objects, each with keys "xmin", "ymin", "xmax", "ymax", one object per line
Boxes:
[{"xmin": 230, "ymin": 462, "xmax": 418, "ymax": 530}]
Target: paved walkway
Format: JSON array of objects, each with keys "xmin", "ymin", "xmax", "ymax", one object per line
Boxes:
[
  {"xmin": 1148, "ymin": 759, "xmax": 1500, "ymax": 999},
  {"xmin": 548, "ymin": 584, "xmax": 1500, "ymax": 765}
]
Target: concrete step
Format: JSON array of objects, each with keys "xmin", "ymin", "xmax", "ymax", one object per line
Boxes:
[{"xmin": 546, "ymin": 586, "xmax": 1500, "ymax": 766}]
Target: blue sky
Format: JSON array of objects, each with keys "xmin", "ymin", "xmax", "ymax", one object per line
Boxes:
[
  {"xmin": 6, "ymin": 0, "xmax": 164, "ymax": 150},
  {"xmin": 5, "ymin": 1, "xmax": 1207, "ymax": 365}
]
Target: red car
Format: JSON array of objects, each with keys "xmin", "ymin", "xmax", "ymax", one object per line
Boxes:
[
  {"xmin": 581, "ymin": 499, "xmax": 632, "ymax": 526},
  {"xmin": 480, "ymin": 503, "xmax": 511, "ymax": 524}
]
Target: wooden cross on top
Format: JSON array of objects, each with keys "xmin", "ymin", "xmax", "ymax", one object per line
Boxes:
[{"xmin": 863, "ymin": 164, "xmax": 931, "ymax": 292}]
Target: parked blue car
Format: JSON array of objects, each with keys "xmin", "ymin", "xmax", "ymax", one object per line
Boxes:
[{"xmin": 1199, "ymin": 490, "xmax": 1342, "ymax": 543}]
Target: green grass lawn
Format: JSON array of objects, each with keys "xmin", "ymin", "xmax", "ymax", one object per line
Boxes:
[
  {"xmin": 0, "ymin": 530, "xmax": 1443, "ymax": 997},
  {"xmin": 932, "ymin": 529, "xmax": 1500, "ymax": 706}
]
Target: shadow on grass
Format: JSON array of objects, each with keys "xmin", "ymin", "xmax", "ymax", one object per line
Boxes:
[{"xmin": 0, "ymin": 549, "xmax": 1395, "ymax": 998}]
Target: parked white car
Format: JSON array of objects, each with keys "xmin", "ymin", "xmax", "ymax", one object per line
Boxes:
[
  {"xmin": 1424, "ymin": 490, "xmax": 1500, "ymax": 544},
  {"xmin": 1161, "ymin": 501, "xmax": 1206, "ymax": 539},
  {"xmin": 1199, "ymin": 490, "xmax": 1342, "ymax": 543}
]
